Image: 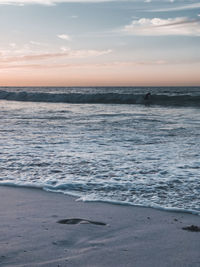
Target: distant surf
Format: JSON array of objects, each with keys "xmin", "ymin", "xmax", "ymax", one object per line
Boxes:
[{"xmin": 0, "ymin": 88, "xmax": 200, "ymax": 107}]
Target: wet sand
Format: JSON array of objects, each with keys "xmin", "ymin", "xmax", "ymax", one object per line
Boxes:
[{"xmin": 0, "ymin": 186, "xmax": 199, "ymax": 267}]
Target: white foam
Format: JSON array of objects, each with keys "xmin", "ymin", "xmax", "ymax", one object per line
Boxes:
[{"xmin": 0, "ymin": 87, "xmax": 200, "ymax": 215}]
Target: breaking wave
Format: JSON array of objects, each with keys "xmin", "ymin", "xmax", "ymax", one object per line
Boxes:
[{"xmin": 0, "ymin": 90, "xmax": 200, "ymax": 107}]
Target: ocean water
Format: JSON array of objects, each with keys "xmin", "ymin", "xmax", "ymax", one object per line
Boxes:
[{"xmin": 0, "ymin": 86, "xmax": 200, "ymax": 215}]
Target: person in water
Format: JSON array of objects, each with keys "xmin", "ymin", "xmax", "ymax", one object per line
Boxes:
[
  {"xmin": 144, "ymin": 92, "xmax": 151, "ymax": 100},
  {"xmin": 144, "ymin": 92, "xmax": 151, "ymax": 106}
]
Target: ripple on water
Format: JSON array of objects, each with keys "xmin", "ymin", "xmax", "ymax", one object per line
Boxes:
[{"xmin": 0, "ymin": 101, "xmax": 200, "ymax": 214}]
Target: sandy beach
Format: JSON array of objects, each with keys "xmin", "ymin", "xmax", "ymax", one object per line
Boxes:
[{"xmin": 0, "ymin": 186, "xmax": 199, "ymax": 267}]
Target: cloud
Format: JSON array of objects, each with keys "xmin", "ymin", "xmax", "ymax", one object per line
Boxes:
[
  {"xmin": 0, "ymin": 48, "xmax": 112, "ymax": 64},
  {"xmin": 2, "ymin": 58, "xmax": 200, "ymax": 71},
  {"xmin": 30, "ymin": 41, "xmax": 44, "ymax": 45},
  {"xmin": 57, "ymin": 34, "xmax": 71, "ymax": 41},
  {"xmin": 66, "ymin": 48, "xmax": 112, "ymax": 58},
  {"xmin": 9, "ymin": 43, "xmax": 17, "ymax": 48},
  {"xmin": 123, "ymin": 17, "xmax": 200, "ymax": 36},
  {"xmin": 0, "ymin": 60, "xmax": 168, "ymax": 71},
  {"xmin": 0, "ymin": 0, "xmax": 118, "ymax": 5},
  {"xmin": 149, "ymin": 3, "xmax": 200, "ymax": 12},
  {"xmin": 0, "ymin": 0, "xmax": 200, "ymax": 9},
  {"xmin": 70, "ymin": 15, "xmax": 78, "ymax": 19}
]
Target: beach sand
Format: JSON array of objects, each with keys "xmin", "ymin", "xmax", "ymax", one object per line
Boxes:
[{"xmin": 0, "ymin": 186, "xmax": 199, "ymax": 267}]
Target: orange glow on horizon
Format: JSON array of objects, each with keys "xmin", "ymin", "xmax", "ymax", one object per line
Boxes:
[{"xmin": 0, "ymin": 63, "xmax": 200, "ymax": 87}]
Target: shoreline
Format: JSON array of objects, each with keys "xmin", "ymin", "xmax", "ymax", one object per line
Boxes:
[
  {"xmin": 2, "ymin": 183, "xmax": 199, "ymax": 217},
  {"xmin": 0, "ymin": 186, "xmax": 200, "ymax": 267}
]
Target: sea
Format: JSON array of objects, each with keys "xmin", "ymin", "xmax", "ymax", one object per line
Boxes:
[{"xmin": 0, "ymin": 86, "xmax": 200, "ymax": 215}]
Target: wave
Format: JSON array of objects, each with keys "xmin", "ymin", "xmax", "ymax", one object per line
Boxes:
[
  {"xmin": 0, "ymin": 90, "xmax": 200, "ymax": 107},
  {"xmin": 0, "ymin": 182, "xmax": 199, "ymax": 216}
]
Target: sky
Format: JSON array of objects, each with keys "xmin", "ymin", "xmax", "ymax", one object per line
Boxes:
[{"xmin": 0, "ymin": 0, "xmax": 199, "ymax": 86}]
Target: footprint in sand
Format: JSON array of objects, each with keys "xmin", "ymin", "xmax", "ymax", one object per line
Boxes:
[{"xmin": 57, "ymin": 218, "xmax": 106, "ymax": 226}]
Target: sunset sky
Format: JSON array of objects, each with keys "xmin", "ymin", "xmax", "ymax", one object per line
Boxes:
[{"xmin": 0, "ymin": 0, "xmax": 200, "ymax": 86}]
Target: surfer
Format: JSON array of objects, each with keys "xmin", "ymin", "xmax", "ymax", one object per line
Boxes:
[
  {"xmin": 144, "ymin": 92, "xmax": 151, "ymax": 106},
  {"xmin": 144, "ymin": 92, "xmax": 151, "ymax": 100}
]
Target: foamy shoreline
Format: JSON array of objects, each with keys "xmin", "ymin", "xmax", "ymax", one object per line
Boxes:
[{"xmin": 0, "ymin": 186, "xmax": 200, "ymax": 267}]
